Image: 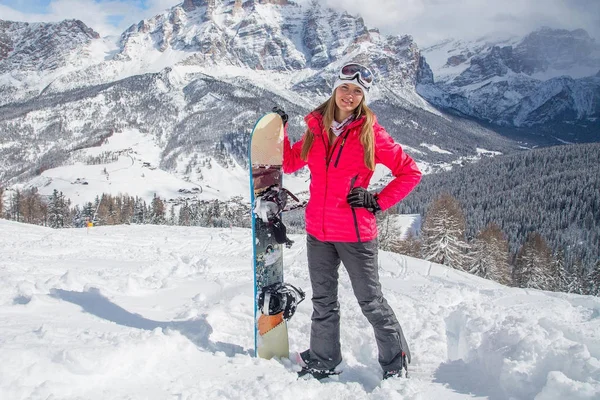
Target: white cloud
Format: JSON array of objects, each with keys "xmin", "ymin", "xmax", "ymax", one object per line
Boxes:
[
  {"xmin": 323, "ymin": 0, "xmax": 600, "ymax": 46},
  {"xmin": 1, "ymin": 0, "xmax": 599, "ymax": 46}
]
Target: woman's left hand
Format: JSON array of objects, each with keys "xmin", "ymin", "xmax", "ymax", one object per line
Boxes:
[{"xmin": 347, "ymin": 187, "xmax": 381, "ymax": 213}]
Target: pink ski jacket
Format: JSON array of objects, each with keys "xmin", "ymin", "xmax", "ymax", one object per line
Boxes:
[{"xmin": 283, "ymin": 111, "xmax": 422, "ymax": 242}]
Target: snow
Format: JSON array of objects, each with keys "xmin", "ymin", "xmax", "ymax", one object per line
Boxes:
[
  {"xmin": 420, "ymin": 143, "xmax": 452, "ymax": 155},
  {"xmin": 1, "ymin": 219, "xmax": 599, "ymax": 399},
  {"xmin": 15, "ymin": 122, "xmax": 401, "ymax": 207},
  {"xmin": 386, "ymin": 214, "xmax": 421, "ymax": 240},
  {"xmin": 421, "ymin": 34, "xmax": 520, "ymax": 83},
  {"xmin": 476, "ymin": 148, "xmax": 503, "ymax": 156}
]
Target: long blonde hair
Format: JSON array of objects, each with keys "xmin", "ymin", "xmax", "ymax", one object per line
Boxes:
[{"xmin": 301, "ymin": 90, "xmax": 375, "ymax": 170}]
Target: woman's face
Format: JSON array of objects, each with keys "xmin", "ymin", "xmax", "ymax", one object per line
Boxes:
[{"xmin": 334, "ymin": 82, "xmax": 364, "ymax": 117}]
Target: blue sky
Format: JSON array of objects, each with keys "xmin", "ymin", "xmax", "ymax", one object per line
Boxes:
[
  {"xmin": 0, "ymin": 0, "xmax": 175, "ymax": 36},
  {"xmin": 0, "ymin": 0, "xmax": 149, "ymax": 14},
  {"xmin": 0, "ymin": 0, "xmax": 598, "ymax": 45},
  {"xmin": 0, "ymin": 0, "xmax": 52, "ymax": 14}
]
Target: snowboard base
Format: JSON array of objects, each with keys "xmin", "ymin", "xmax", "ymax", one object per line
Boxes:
[{"xmin": 257, "ymin": 313, "xmax": 289, "ymax": 359}]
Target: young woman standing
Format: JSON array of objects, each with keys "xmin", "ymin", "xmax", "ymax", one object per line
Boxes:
[{"xmin": 279, "ymin": 63, "xmax": 421, "ymax": 380}]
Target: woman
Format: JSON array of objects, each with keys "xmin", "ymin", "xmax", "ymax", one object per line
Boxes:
[{"xmin": 279, "ymin": 63, "xmax": 421, "ymax": 380}]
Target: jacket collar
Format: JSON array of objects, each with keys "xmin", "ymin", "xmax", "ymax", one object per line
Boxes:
[{"xmin": 305, "ymin": 111, "xmax": 366, "ymax": 136}]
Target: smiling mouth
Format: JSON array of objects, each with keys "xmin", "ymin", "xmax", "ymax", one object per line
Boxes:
[{"xmin": 342, "ymin": 98, "xmax": 353, "ymax": 106}]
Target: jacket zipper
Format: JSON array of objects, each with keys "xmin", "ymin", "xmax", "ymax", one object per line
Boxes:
[
  {"xmin": 333, "ymin": 131, "xmax": 351, "ymax": 168},
  {"xmin": 349, "ymin": 175, "xmax": 361, "ymax": 242},
  {"xmin": 321, "ymin": 131, "xmax": 345, "ymax": 237},
  {"xmin": 326, "ymin": 133, "xmax": 344, "ymax": 165},
  {"xmin": 320, "ymin": 133, "xmax": 329, "ymax": 237}
]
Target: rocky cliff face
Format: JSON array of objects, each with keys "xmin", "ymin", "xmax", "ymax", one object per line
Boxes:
[
  {"xmin": 0, "ymin": 19, "xmax": 99, "ymax": 73},
  {"xmin": 0, "ymin": 0, "xmax": 432, "ymax": 107}
]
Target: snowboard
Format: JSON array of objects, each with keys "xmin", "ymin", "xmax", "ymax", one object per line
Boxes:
[{"xmin": 249, "ymin": 112, "xmax": 288, "ymax": 359}]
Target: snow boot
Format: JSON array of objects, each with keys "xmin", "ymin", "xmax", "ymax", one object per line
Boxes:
[
  {"xmin": 382, "ymin": 352, "xmax": 409, "ymax": 379},
  {"xmin": 296, "ymin": 350, "xmax": 341, "ymax": 380}
]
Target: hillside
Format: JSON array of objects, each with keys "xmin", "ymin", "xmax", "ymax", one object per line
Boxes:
[{"xmin": 397, "ymin": 143, "xmax": 600, "ymax": 269}]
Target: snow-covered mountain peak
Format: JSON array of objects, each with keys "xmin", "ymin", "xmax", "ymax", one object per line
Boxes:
[
  {"xmin": 418, "ymin": 27, "xmax": 600, "ymax": 130},
  {"xmin": 117, "ymin": 0, "xmax": 377, "ymax": 71},
  {"xmin": 424, "ymin": 27, "xmax": 599, "ymax": 84},
  {"xmin": 517, "ymin": 26, "xmax": 599, "ymax": 79},
  {"xmin": 0, "ymin": 19, "xmax": 101, "ymax": 74},
  {"xmin": 5, "ymin": 0, "xmax": 429, "ymax": 109}
]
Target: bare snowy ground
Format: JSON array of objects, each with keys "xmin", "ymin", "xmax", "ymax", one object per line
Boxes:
[{"xmin": 0, "ymin": 220, "xmax": 599, "ymax": 399}]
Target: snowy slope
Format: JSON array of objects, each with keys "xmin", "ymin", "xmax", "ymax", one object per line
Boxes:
[
  {"xmin": 1, "ymin": 220, "xmax": 599, "ymax": 399},
  {"xmin": 16, "ymin": 126, "xmax": 307, "ymax": 205}
]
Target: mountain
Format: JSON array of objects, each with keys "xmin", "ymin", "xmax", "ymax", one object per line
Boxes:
[
  {"xmin": 0, "ymin": 19, "xmax": 100, "ymax": 73},
  {"xmin": 418, "ymin": 28, "xmax": 600, "ymax": 142},
  {"xmin": 0, "ymin": 0, "xmax": 520, "ymax": 205},
  {"xmin": 1, "ymin": 219, "xmax": 599, "ymax": 399},
  {"xmin": 0, "ymin": 19, "xmax": 115, "ymax": 105}
]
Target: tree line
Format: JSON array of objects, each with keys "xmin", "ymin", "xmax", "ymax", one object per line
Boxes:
[
  {"xmin": 1, "ymin": 177, "xmax": 598, "ymax": 297},
  {"xmin": 0, "ymin": 187, "xmax": 250, "ymax": 229},
  {"xmin": 384, "ymin": 192, "xmax": 600, "ymax": 296},
  {"xmin": 397, "ymin": 143, "xmax": 600, "ymax": 279}
]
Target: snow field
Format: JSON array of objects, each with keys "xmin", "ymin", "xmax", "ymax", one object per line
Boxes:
[{"xmin": 0, "ymin": 220, "xmax": 599, "ymax": 399}]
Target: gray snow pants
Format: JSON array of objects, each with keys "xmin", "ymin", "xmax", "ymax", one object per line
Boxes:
[{"xmin": 306, "ymin": 234, "xmax": 411, "ymax": 372}]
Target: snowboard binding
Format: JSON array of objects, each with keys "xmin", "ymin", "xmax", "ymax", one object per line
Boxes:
[
  {"xmin": 253, "ymin": 185, "xmax": 299, "ymax": 248},
  {"xmin": 258, "ymin": 282, "xmax": 306, "ymax": 320}
]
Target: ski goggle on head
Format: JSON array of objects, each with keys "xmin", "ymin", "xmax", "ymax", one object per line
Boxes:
[{"xmin": 338, "ymin": 63, "xmax": 374, "ymax": 91}]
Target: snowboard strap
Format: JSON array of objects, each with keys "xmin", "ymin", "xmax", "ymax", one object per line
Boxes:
[{"xmin": 254, "ymin": 185, "xmax": 300, "ymax": 248}]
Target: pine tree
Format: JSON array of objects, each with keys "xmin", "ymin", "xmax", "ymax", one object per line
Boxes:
[
  {"xmin": 468, "ymin": 223, "xmax": 511, "ymax": 285},
  {"xmin": 22, "ymin": 187, "xmax": 43, "ymax": 225},
  {"xmin": 95, "ymin": 194, "xmax": 111, "ymax": 225},
  {"xmin": 94, "ymin": 196, "xmax": 101, "ymax": 219},
  {"xmin": 121, "ymin": 195, "xmax": 135, "ymax": 224},
  {"xmin": 71, "ymin": 205, "xmax": 83, "ymax": 227},
  {"xmin": 9, "ymin": 189, "xmax": 24, "ymax": 222},
  {"xmin": 377, "ymin": 210, "xmax": 398, "ymax": 252},
  {"xmin": 586, "ymin": 260, "xmax": 600, "ymax": 296},
  {"xmin": 513, "ymin": 232, "xmax": 553, "ymax": 290},
  {"xmin": 390, "ymin": 231, "xmax": 422, "ymax": 258},
  {"xmin": 567, "ymin": 260, "xmax": 585, "ymax": 294},
  {"xmin": 114, "ymin": 196, "xmax": 123, "ymax": 224},
  {"xmin": 179, "ymin": 201, "xmax": 191, "ymax": 226},
  {"xmin": 105, "ymin": 195, "xmax": 118, "ymax": 225},
  {"xmin": 39, "ymin": 200, "xmax": 48, "ymax": 226},
  {"xmin": 83, "ymin": 202, "xmax": 95, "ymax": 223},
  {"xmin": 132, "ymin": 197, "xmax": 146, "ymax": 224},
  {"xmin": 150, "ymin": 193, "xmax": 166, "ymax": 224},
  {"xmin": 549, "ymin": 249, "xmax": 569, "ymax": 292},
  {"xmin": 168, "ymin": 204, "xmax": 176, "ymax": 225},
  {"xmin": 422, "ymin": 193, "xmax": 470, "ymax": 270},
  {"xmin": 469, "ymin": 223, "xmax": 511, "ymax": 285},
  {"xmin": 48, "ymin": 189, "xmax": 69, "ymax": 228}
]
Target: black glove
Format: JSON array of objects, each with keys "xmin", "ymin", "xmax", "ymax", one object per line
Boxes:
[
  {"xmin": 272, "ymin": 106, "xmax": 288, "ymax": 125},
  {"xmin": 347, "ymin": 187, "xmax": 381, "ymax": 213}
]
